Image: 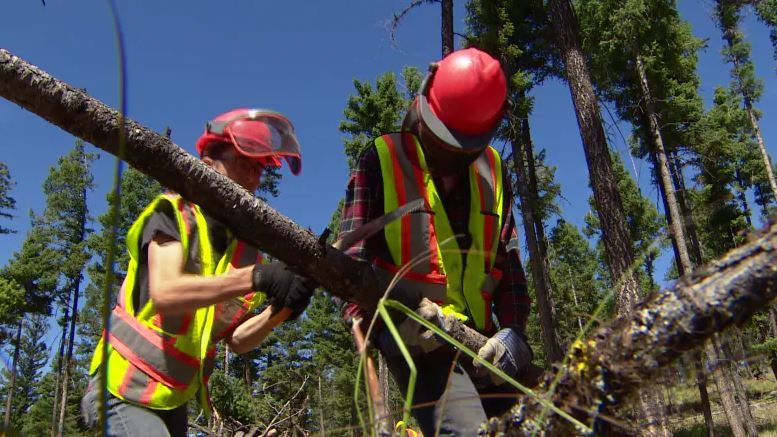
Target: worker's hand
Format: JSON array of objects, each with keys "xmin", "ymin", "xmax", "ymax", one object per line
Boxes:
[
  {"xmin": 340, "ymin": 301, "xmax": 365, "ymax": 326},
  {"xmin": 252, "ymin": 262, "xmax": 315, "ymax": 320},
  {"xmin": 472, "ymin": 328, "xmax": 533, "ymax": 387},
  {"xmin": 380, "ymin": 298, "xmax": 451, "ymax": 356}
]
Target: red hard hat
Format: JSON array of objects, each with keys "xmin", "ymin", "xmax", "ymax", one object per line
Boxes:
[
  {"xmin": 416, "ymin": 48, "xmax": 507, "ymax": 150},
  {"xmin": 195, "ymin": 108, "xmax": 302, "ymax": 175}
]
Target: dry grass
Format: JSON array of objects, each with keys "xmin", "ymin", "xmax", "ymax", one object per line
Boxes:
[{"xmin": 670, "ymin": 377, "xmax": 777, "ymax": 436}]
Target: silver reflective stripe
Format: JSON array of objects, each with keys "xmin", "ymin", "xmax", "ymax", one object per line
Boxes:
[
  {"xmin": 473, "ymin": 154, "xmax": 496, "ymax": 213},
  {"xmin": 480, "ymin": 269, "xmax": 502, "ymax": 297},
  {"xmin": 109, "ymin": 309, "xmax": 199, "ymax": 390}
]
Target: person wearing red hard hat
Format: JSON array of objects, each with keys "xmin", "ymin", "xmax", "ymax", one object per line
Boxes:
[
  {"xmin": 337, "ymin": 48, "xmax": 533, "ymax": 435},
  {"xmin": 82, "ymin": 109, "xmax": 314, "ymax": 436}
]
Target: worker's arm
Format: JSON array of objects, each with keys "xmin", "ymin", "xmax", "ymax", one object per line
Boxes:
[
  {"xmin": 147, "ymin": 235, "xmax": 254, "ymax": 315},
  {"xmin": 227, "ymin": 275, "xmax": 315, "ymax": 354},
  {"xmin": 492, "ymin": 169, "xmax": 531, "ymax": 333},
  {"xmin": 225, "ymin": 308, "xmax": 288, "ymax": 354}
]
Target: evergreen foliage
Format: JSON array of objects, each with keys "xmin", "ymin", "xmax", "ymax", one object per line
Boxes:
[
  {"xmin": 0, "ymin": 315, "xmax": 48, "ymax": 430},
  {"xmin": 339, "ymin": 67, "xmax": 422, "ymax": 170}
]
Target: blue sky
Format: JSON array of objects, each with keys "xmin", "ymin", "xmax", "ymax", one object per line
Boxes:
[{"xmin": 0, "ymin": 0, "xmax": 775, "ymax": 353}]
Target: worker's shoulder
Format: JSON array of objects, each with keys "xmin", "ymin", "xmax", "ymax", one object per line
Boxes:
[{"xmin": 356, "ymin": 131, "xmax": 404, "ymax": 162}]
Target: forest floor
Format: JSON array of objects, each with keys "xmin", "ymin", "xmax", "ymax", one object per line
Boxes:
[{"xmin": 670, "ymin": 376, "xmax": 777, "ymax": 436}]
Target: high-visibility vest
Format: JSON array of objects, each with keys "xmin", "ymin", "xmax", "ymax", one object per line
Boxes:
[
  {"xmin": 88, "ymin": 193, "xmax": 265, "ymax": 411},
  {"xmin": 374, "ymin": 133, "xmax": 504, "ymax": 332}
]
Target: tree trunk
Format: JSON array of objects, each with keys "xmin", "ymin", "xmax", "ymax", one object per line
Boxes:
[
  {"xmin": 224, "ymin": 347, "xmax": 230, "ymax": 376},
  {"xmin": 50, "ymin": 314, "xmax": 69, "ymax": 436},
  {"xmin": 719, "ymin": 9, "xmax": 777, "ymax": 202},
  {"xmin": 441, "ymin": 0, "xmax": 454, "ymax": 56},
  {"xmin": 243, "ymin": 357, "xmax": 252, "ymax": 387},
  {"xmin": 745, "ymin": 99, "xmax": 777, "ymax": 202},
  {"xmin": 57, "ymin": 276, "xmax": 83, "ymax": 436},
  {"xmin": 694, "ymin": 351, "xmax": 717, "ymax": 437},
  {"xmin": 3, "ymin": 319, "xmax": 23, "ymax": 430},
  {"xmin": 486, "ymin": 219, "xmax": 777, "ymax": 434},
  {"xmin": 545, "ymin": 2, "xmax": 666, "ymax": 432},
  {"xmin": 767, "ymin": 307, "xmax": 777, "ymax": 381},
  {"xmin": 508, "ymin": 109, "xmax": 563, "ymax": 363},
  {"xmin": 668, "ymin": 150, "xmax": 705, "ymax": 264},
  {"xmin": 545, "ymin": 0, "xmax": 641, "ymax": 315},
  {"xmin": 56, "ymin": 183, "xmax": 89, "ymax": 437},
  {"xmin": 637, "ymin": 52, "xmax": 755, "ymax": 437},
  {"xmin": 708, "ymin": 338, "xmax": 755, "ymax": 437},
  {"xmin": 734, "ymin": 168, "xmax": 753, "ymax": 227}
]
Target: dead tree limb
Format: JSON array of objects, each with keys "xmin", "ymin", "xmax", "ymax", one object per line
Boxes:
[
  {"xmin": 484, "ymin": 221, "xmax": 777, "ymax": 434},
  {"xmin": 4, "ymin": 48, "xmax": 777, "ymax": 433}
]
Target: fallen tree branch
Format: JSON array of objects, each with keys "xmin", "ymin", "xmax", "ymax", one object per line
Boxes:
[
  {"xmin": 483, "ymin": 220, "xmax": 777, "ymax": 434},
  {"xmin": 3, "ymin": 48, "xmax": 777, "ymax": 433}
]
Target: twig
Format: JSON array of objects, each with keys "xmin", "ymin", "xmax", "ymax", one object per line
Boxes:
[{"xmin": 260, "ymin": 376, "xmax": 309, "ymax": 437}]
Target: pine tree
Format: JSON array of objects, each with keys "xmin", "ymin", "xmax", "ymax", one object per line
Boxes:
[
  {"xmin": 77, "ymin": 167, "xmax": 162, "ymax": 355},
  {"xmin": 1, "ymin": 223, "xmax": 58, "ymax": 433},
  {"xmin": 0, "ymin": 275, "xmax": 24, "ymax": 343},
  {"xmin": 0, "ymin": 161, "xmax": 15, "ymax": 235},
  {"xmin": 716, "ymin": 0, "xmax": 777, "ymax": 205},
  {"xmin": 30, "ymin": 140, "xmax": 97, "ymax": 435},
  {"xmin": 752, "ymin": 0, "xmax": 777, "ymax": 64},
  {"xmin": 339, "ymin": 67, "xmax": 421, "ymax": 169},
  {"xmin": 547, "ymin": 219, "xmax": 606, "ymax": 348},
  {"xmin": 0, "ymin": 314, "xmax": 49, "ymax": 432}
]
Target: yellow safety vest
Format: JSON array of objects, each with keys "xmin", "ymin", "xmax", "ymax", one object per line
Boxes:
[
  {"xmin": 88, "ymin": 193, "xmax": 265, "ymax": 411},
  {"xmin": 374, "ymin": 133, "xmax": 504, "ymax": 332}
]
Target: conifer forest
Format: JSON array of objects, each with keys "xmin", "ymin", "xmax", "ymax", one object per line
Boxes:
[{"xmin": 1, "ymin": 0, "xmax": 777, "ymax": 435}]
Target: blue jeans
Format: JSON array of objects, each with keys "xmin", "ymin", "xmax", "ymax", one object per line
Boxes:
[
  {"xmin": 81, "ymin": 382, "xmax": 188, "ymax": 437},
  {"xmin": 382, "ymin": 346, "xmax": 520, "ymax": 436}
]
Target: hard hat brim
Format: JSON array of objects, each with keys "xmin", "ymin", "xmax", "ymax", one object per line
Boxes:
[{"xmin": 417, "ymin": 94, "xmax": 498, "ymax": 151}]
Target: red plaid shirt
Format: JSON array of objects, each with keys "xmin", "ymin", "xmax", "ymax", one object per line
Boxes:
[{"xmin": 339, "ymin": 140, "xmax": 530, "ymax": 333}]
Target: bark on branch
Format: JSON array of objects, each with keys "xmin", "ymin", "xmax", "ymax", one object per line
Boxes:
[{"xmin": 484, "ymin": 220, "xmax": 777, "ymax": 434}]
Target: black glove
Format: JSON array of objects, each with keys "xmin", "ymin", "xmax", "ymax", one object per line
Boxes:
[{"xmin": 252, "ymin": 262, "xmax": 316, "ymax": 320}]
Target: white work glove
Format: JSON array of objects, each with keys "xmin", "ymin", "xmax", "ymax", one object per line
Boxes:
[
  {"xmin": 381, "ymin": 298, "xmax": 451, "ymax": 356},
  {"xmin": 472, "ymin": 328, "xmax": 533, "ymax": 386}
]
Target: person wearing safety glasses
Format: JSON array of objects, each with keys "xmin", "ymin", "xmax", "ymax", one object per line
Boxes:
[
  {"xmin": 337, "ymin": 48, "xmax": 534, "ymax": 435},
  {"xmin": 82, "ymin": 109, "xmax": 315, "ymax": 436}
]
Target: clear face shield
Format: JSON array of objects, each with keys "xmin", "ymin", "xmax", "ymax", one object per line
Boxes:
[{"xmin": 205, "ymin": 110, "xmax": 302, "ymax": 175}]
